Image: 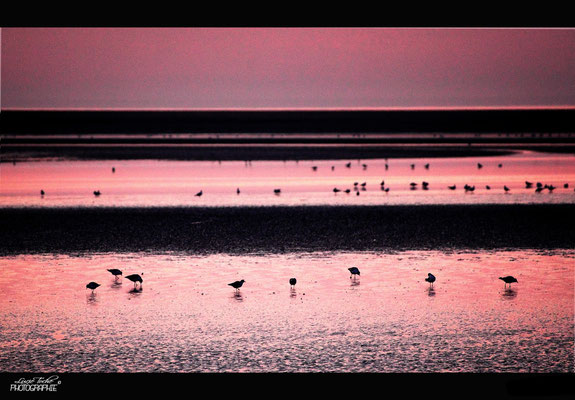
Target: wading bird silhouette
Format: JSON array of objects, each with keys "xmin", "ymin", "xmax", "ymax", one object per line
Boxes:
[
  {"xmin": 348, "ymin": 267, "xmax": 360, "ymax": 279},
  {"xmin": 499, "ymin": 276, "xmax": 518, "ymax": 289},
  {"xmin": 125, "ymin": 273, "xmax": 143, "ymax": 288},
  {"xmin": 228, "ymin": 279, "xmax": 245, "ymax": 292},
  {"xmin": 107, "ymin": 269, "xmax": 122, "ymax": 280},
  {"xmin": 86, "ymin": 282, "xmax": 100, "ymax": 293},
  {"xmin": 425, "ymin": 273, "xmax": 436, "ymax": 287}
]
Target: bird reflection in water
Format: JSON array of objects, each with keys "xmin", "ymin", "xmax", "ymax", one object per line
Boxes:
[
  {"xmin": 427, "ymin": 287, "xmax": 436, "ymax": 297},
  {"xmin": 129, "ymin": 286, "xmax": 143, "ymax": 295},
  {"xmin": 232, "ymin": 291, "xmax": 244, "ymax": 301},
  {"xmin": 86, "ymin": 292, "xmax": 98, "ymax": 305},
  {"xmin": 350, "ymin": 279, "xmax": 360, "ymax": 287},
  {"xmin": 501, "ymin": 288, "xmax": 518, "ymax": 300}
]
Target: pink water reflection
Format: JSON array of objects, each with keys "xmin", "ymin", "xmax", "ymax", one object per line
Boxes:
[
  {"xmin": 2, "ymin": 150, "xmax": 575, "ymax": 207},
  {"xmin": 0, "ymin": 250, "xmax": 572, "ymax": 372}
]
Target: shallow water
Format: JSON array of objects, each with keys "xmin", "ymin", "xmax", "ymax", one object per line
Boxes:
[
  {"xmin": 1, "ymin": 150, "xmax": 575, "ymax": 207},
  {"xmin": 0, "ymin": 249, "xmax": 572, "ymax": 372}
]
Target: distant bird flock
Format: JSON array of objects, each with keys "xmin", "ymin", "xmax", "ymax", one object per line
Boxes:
[{"xmin": 35, "ymin": 160, "xmax": 573, "ymax": 202}]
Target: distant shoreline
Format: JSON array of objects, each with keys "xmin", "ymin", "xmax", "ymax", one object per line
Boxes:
[{"xmin": 2, "ymin": 108, "xmax": 575, "ymax": 134}]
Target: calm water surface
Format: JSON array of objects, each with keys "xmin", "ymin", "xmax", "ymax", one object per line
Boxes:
[
  {"xmin": 1, "ymin": 150, "xmax": 575, "ymax": 207},
  {"xmin": 0, "ymin": 250, "xmax": 573, "ymax": 372}
]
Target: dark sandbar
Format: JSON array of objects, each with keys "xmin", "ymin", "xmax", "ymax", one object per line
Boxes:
[{"xmin": 1, "ymin": 204, "xmax": 573, "ymax": 254}]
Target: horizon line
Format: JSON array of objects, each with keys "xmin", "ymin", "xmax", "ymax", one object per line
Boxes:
[{"xmin": 3, "ymin": 105, "xmax": 575, "ymax": 112}]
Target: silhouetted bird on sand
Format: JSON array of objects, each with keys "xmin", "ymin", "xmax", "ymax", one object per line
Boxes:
[
  {"xmin": 289, "ymin": 278, "xmax": 297, "ymax": 288},
  {"xmin": 229, "ymin": 279, "xmax": 245, "ymax": 292},
  {"xmin": 274, "ymin": 189, "xmax": 281, "ymax": 195},
  {"xmin": 348, "ymin": 267, "xmax": 360, "ymax": 279},
  {"xmin": 333, "ymin": 188, "xmax": 341, "ymax": 193},
  {"xmin": 448, "ymin": 185, "xmax": 456, "ymax": 190},
  {"xmin": 425, "ymin": 273, "xmax": 436, "ymax": 287},
  {"xmin": 486, "ymin": 185, "xmax": 491, "ymax": 190},
  {"xmin": 312, "ymin": 166, "xmax": 318, "ymax": 171},
  {"xmin": 107, "ymin": 268, "xmax": 122, "ymax": 280},
  {"xmin": 125, "ymin": 274, "xmax": 143, "ymax": 288},
  {"xmin": 477, "ymin": 163, "xmax": 483, "ymax": 169},
  {"xmin": 345, "ymin": 162, "xmax": 351, "ymax": 168},
  {"xmin": 499, "ymin": 276, "xmax": 518, "ymax": 288},
  {"xmin": 504, "ymin": 185, "xmax": 510, "ymax": 192},
  {"xmin": 525, "ymin": 181, "xmax": 533, "ymax": 188},
  {"xmin": 237, "ymin": 188, "xmax": 240, "ymax": 194},
  {"xmin": 424, "ymin": 163, "xmax": 430, "ymax": 169},
  {"xmin": 344, "ymin": 189, "xmax": 351, "ymax": 193},
  {"xmin": 93, "ymin": 190, "xmax": 101, "ymax": 196},
  {"xmin": 86, "ymin": 282, "xmax": 100, "ymax": 293},
  {"xmin": 195, "ymin": 190, "xmax": 203, "ymax": 197},
  {"xmin": 40, "ymin": 190, "xmax": 45, "ymax": 196}
]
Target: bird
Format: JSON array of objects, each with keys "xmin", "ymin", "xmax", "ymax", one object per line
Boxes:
[
  {"xmin": 112, "ymin": 167, "xmax": 115, "ymax": 173},
  {"xmin": 344, "ymin": 189, "xmax": 351, "ymax": 194},
  {"xmin": 499, "ymin": 276, "xmax": 518, "ymax": 288},
  {"xmin": 93, "ymin": 190, "xmax": 101, "ymax": 196},
  {"xmin": 289, "ymin": 278, "xmax": 297, "ymax": 288},
  {"xmin": 422, "ymin": 181, "xmax": 429, "ymax": 190},
  {"xmin": 380, "ymin": 180, "xmax": 385, "ymax": 186},
  {"xmin": 40, "ymin": 190, "xmax": 45, "ymax": 196},
  {"xmin": 564, "ymin": 183, "xmax": 569, "ymax": 189},
  {"xmin": 385, "ymin": 163, "xmax": 389, "ymax": 170},
  {"xmin": 448, "ymin": 185, "xmax": 456, "ymax": 190},
  {"xmin": 425, "ymin": 273, "xmax": 436, "ymax": 287},
  {"xmin": 86, "ymin": 282, "xmax": 100, "ymax": 293},
  {"xmin": 125, "ymin": 273, "xmax": 143, "ymax": 288},
  {"xmin": 360, "ymin": 182, "xmax": 366, "ymax": 187},
  {"xmin": 525, "ymin": 181, "xmax": 533, "ymax": 188},
  {"xmin": 410, "ymin": 164, "xmax": 415, "ymax": 170},
  {"xmin": 504, "ymin": 185, "xmax": 510, "ymax": 192},
  {"xmin": 498, "ymin": 164, "xmax": 503, "ymax": 168},
  {"xmin": 237, "ymin": 188, "xmax": 240, "ymax": 195},
  {"xmin": 345, "ymin": 162, "xmax": 351, "ymax": 168},
  {"xmin": 333, "ymin": 188, "xmax": 341, "ymax": 193},
  {"xmin": 274, "ymin": 189, "xmax": 281, "ymax": 195},
  {"xmin": 348, "ymin": 267, "xmax": 360, "ymax": 279},
  {"xmin": 312, "ymin": 166, "xmax": 318, "ymax": 171},
  {"xmin": 362, "ymin": 164, "xmax": 368, "ymax": 170},
  {"xmin": 424, "ymin": 163, "xmax": 430, "ymax": 169},
  {"xmin": 107, "ymin": 268, "xmax": 122, "ymax": 280},
  {"xmin": 486, "ymin": 185, "xmax": 491, "ymax": 190},
  {"xmin": 195, "ymin": 190, "xmax": 203, "ymax": 197},
  {"xmin": 228, "ymin": 279, "xmax": 245, "ymax": 292},
  {"xmin": 477, "ymin": 163, "xmax": 483, "ymax": 169},
  {"xmin": 383, "ymin": 187, "xmax": 390, "ymax": 192}
]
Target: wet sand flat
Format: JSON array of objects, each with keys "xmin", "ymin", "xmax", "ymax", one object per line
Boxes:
[{"xmin": 0, "ymin": 249, "xmax": 572, "ymax": 373}]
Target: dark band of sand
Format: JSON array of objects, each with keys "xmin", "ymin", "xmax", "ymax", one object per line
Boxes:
[{"xmin": 1, "ymin": 204, "xmax": 573, "ymax": 254}]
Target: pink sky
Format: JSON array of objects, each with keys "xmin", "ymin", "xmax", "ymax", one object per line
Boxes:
[{"xmin": 2, "ymin": 28, "xmax": 575, "ymax": 110}]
